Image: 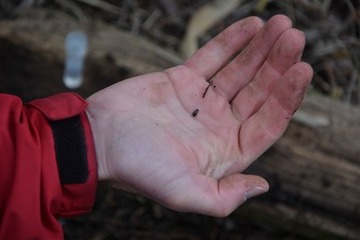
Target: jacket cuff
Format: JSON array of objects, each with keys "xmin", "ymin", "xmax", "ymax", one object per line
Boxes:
[{"xmin": 28, "ymin": 93, "xmax": 97, "ymax": 217}]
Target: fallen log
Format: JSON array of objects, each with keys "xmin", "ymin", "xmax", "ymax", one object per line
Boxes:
[
  {"xmin": 0, "ymin": 8, "xmax": 359, "ymax": 240},
  {"xmin": 243, "ymin": 94, "xmax": 360, "ymax": 239}
]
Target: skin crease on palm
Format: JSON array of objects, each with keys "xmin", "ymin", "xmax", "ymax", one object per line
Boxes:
[{"xmin": 85, "ymin": 14, "xmax": 313, "ymax": 217}]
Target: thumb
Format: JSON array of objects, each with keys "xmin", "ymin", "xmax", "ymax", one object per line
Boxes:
[
  {"xmin": 160, "ymin": 174, "xmax": 269, "ymax": 217},
  {"xmin": 209, "ymin": 174, "xmax": 269, "ymax": 217}
]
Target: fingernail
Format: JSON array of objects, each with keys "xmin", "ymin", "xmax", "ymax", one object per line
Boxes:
[{"xmin": 245, "ymin": 187, "xmax": 268, "ymax": 200}]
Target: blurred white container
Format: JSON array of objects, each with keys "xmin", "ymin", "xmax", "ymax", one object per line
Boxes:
[{"xmin": 63, "ymin": 31, "xmax": 88, "ymax": 89}]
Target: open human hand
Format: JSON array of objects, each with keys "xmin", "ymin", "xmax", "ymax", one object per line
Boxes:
[{"xmin": 85, "ymin": 15, "xmax": 313, "ymax": 217}]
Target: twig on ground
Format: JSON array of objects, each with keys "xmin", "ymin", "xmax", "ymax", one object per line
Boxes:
[
  {"xmin": 344, "ymin": 69, "xmax": 359, "ymax": 103},
  {"xmin": 54, "ymin": 0, "xmax": 88, "ymax": 24},
  {"xmin": 130, "ymin": 9, "xmax": 147, "ymax": 34},
  {"xmin": 142, "ymin": 9, "xmax": 162, "ymax": 31},
  {"xmin": 156, "ymin": 0, "xmax": 178, "ymax": 16},
  {"xmin": 74, "ymin": 0, "xmax": 122, "ymax": 15}
]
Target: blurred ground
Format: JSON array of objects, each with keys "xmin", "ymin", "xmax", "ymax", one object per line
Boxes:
[
  {"xmin": 1, "ymin": 0, "xmax": 359, "ymax": 103},
  {"xmin": 0, "ymin": 0, "xmax": 359, "ymax": 239}
]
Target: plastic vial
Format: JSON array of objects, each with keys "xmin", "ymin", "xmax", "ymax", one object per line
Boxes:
[{"xmin": 63, "ymin": 31, "xmax": 88, "ymax": 89}]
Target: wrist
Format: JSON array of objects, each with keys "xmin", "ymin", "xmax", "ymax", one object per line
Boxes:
[{"xmin": 85, "ymin": 108, "xmax": 110, "ymax": 182}]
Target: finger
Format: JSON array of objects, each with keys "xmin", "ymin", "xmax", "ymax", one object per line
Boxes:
[
  {"xmin": 238, "ymin": 62, "xmax": 313, "ymax": 168},
  {"xmin": 182, "ymin": 174, "xmax": 269, "ymax": 217},
  {"xmin": 231, "ymin": 28, "xmax": 306, "ymax": 123},
  {"xmin": 184, "ymin": 16, "xmax": 264, "ymax": 80},
  {"xmin": 211, "ymin": 15, "xmax": 293, "ymax": 101}
]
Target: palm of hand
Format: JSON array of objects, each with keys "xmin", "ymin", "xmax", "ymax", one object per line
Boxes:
[{"xmin": 86, "ymin": 15, "xmax": 313, "ymax": 217}]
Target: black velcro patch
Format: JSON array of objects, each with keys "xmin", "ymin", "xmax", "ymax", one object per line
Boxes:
[{"xmin": 50, "ymin": 115, "xmax": 88, "ymax": 184}]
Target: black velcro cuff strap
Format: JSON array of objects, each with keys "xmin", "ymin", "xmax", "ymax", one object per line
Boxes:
[{"xmin": 50, "ymin": 115, "xmax": 88, "ymax": 184}]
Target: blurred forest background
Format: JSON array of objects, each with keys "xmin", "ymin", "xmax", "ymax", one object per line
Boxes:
[{"xmin": 0, "ymin": 0, "xmax": 359, "ymax": 239}]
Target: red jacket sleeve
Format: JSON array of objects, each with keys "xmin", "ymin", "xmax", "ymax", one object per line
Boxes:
[{"xmin": 0, "ymin": 93, "xmax": 97, "ymax": 240}]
